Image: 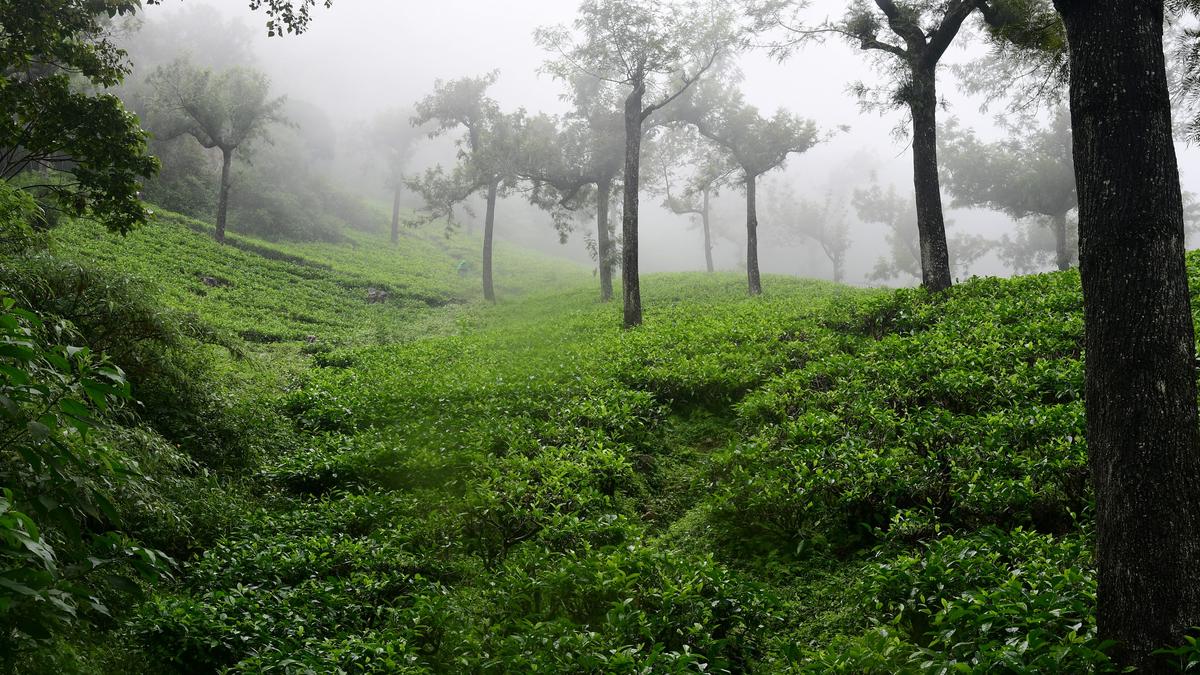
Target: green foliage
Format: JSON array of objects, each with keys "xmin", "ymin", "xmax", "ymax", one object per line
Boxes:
[
  {"xmin": 0, "ymin": 0, "xmax": 157, "ymax": 232},
  {"xmin": 0, "ymin": 291, "xmax": 168, "ymax": 663},
  {"xmin": 801, "ymin": 530, "xmax": 1112, "ymax": 673},
  {"xmin": 32, "ymin": 212, "xmax": 1190, "ymax": 671}
]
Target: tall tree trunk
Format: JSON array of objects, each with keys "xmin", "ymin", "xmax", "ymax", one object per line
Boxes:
[
  {"xmin": 391, "ymin": 184, "xmax": 402, "ymax": 245},
  {"xmin": 597, "ymin": 177, "xmax": 614, "ymax": 302},
  {"xmin": 1057, "ymin": 1, "xmax": 1200, "ymax": 669},
  {"xmin": 482, "ymin": 179, "xmax": 498, "ymax": 303},
  {"xmin": 215, "ymin": 147, "xmax": 233, "ymax": 245},
  {"xmin": 833, "ymin": 258, "xmax": 844, "ymax": 284},
  {"xmin": 908, "ymin": 67, "xmax": 953, "ymax": 292},
  {"xmin": 702, "ymin": 187, "xmax": 714, "ymax": 273},
  {"xmin": 622, "ymin": 85, "xmax": 645, "ymax": 327},
  {"xmin": 745, "ymin": 172, "xmax": 762, "ymax": 296},
  {"xmin": 1053, "ymin": 211, "xmax": 1070, "ymax": 271}
]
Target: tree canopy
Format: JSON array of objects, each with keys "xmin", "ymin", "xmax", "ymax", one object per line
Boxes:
[{"xmin": 0, "ymin": 0, "xmax": 158, "ymax": 233}]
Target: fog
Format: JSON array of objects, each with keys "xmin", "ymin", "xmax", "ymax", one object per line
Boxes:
[{"xmin": 126, "ymin": 0, "xmax": 1200, "ymax": 286}]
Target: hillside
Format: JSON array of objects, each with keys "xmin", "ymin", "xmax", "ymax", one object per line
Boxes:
[
  {"xmin": 50, "ymin": 210, "xmax": 587, "ymax": 347},
  {"xmin": 11, "ymin": 217, "xmax": 1189, "ymax": 672}
]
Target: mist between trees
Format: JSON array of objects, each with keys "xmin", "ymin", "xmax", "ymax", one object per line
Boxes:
[{"xmin": 86, "ymin": 0, "xmax": 1200, "ymax": 307}]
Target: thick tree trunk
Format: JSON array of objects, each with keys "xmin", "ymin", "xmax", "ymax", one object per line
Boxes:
[
  {"xmin": 1052, "ymin": 211, "xmax": 1070, "ymax": 271},
  {"xmin": 596, "ymin": 177, "xmax": 614, "ymax": 302},
  {"xmin": 745, "ymin": 172, "xmax": 762, "ymax": 296},
  {"xmin": 482, "ymin": 180, "xmax": 498, "ymax": 303},
  {"xmin": 1057, "ymin": 1, "xmax": 1200, "ymax": 669},
  {"xmin": 215, "ymin": 147, "xmax": 233, "ymax": 245},
  {"xmin": 622, "ymin": 85, "xmax": 645, "ymax": 327},
  {"xmin": 702, "ymin": 188, "xmax": 714, "ymax": 273},
  {"xmin": 391, "ymin": 184, "xmax": 402, "ymax": 245},
  {"xmin": 908, "ymin": 67, "xmax": 953, "ymax": 292}
]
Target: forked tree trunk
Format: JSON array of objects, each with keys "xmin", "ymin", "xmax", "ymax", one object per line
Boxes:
[
  {"xmin": 1057, "ymin": 0, "xmax": 1200, "ymax": 669},
  {"xmin": 908, "ymin": 67, "xmax": 953, "ymax": 292},
  {"xmin": 391, "ymin": 184, "xmax": 402, "ymax": 244},
  {"xmin": 745, "ymin": 172, "xmax": 762, "ymax": 296},
  {"xmin": 702, "ymin": 188, "xmax": 714, "ymax": 273},
  {"xmin": 622, "ymin": 84, "xmax": 645, "ymax": 327},
  {"xmin": 215, "ymin": 147, "xmax": 234, "ymax": 245},
  {"xmin": 596, "ymin": 177, "xmax": 614, "ymax": 302},
  {"xmin": 482, "ymin": 180, "xmax": 498, "ymax": 303},
  {"xmin": 1052, "ymin": 211, "xmax": 1070, "ymax": 271}
]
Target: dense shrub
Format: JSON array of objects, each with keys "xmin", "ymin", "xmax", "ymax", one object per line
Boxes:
[{"xmin": 0, "ymin": 292, "xmax": 169, "ymax": 665}]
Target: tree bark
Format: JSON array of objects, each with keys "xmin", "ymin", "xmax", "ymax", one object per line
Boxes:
[
  {"xmin": 215, "ymin": 147, "xmax": 234, "ymax": 245},
  {"xmin": 907, "ymin": 67, "xmax": 953, "ymax": 292},
  {"xmin": 596, "ymin": 176, "xmax": 614, "ymax": 302},
  {"xmin": 745, "ymin": 172, "xmax": 762, "ymax": 296},
  {"xmin": 391, "ymin": 184, "xmax": 402, "ymax": 245},
  {"xmin": 1053, "ymin": 210, "xmax": 1070, "ymax": 272},
  {"xmin": 702, "ymin": 187, "xmax": 714, "ymax": 273},
  {"xmin": 622, "ymin": 84, "xmax": 645, "ymax": 327},
  {"xmin": 482, "ymin": 179, "xmax": 498, "ymax": 303},
  {"xmin": 1057, "ymin": 1, "xmax": 1200, "ymax": 669}
]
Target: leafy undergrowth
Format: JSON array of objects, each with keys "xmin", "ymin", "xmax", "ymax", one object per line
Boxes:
[
  {"xmin": 21, "ymin": 216, "xmax": 1176, "ymax": 672},
  {"xmin": 128, "ymin": 255, "xmax": 1118, "ymax": 672}
]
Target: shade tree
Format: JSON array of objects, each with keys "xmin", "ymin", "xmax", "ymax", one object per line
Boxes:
[
  {"xmin": 672, "ymin": 80, "xmax": 820, "ymax": 295},
  {"xmin": 1026, "ymin": 2, "xmax": 1200, "ymax": 666},
  {"xmin": 764, "ymin": 183, "xmax": 851, "ymax": 283},
  {"xmin": 407, "ymin": 73, "xmax": 522, "ymax": 303},
  {"xmin": 0, "ymin": 0, "xmax": 158, "ymax": 233},
  {"xmin": 516, "ymin": 76, "xmax": 626, "ymax": 301},
  {"xmin": 537, "ymin": 0, "xmax": 737, "ymax": 326},
  {"xmin": 653, "ymin": 126, "xmax": 738, "ymax": 273},
  {"xmin": 146, "ymin": 59, "xmax": 286, "ymax": 244},
  {"xmin": 367, "ymin": 108, "xmax": 426, "ymax": 244},
  {"xmin": 750, "ymin": 0, "xmax": 1010, "ymax": 292}
]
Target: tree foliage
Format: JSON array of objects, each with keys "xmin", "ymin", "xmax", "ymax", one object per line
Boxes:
[
  {"xmin": 0, "ymin": 0, "xmax": 158, "ymax": 233},
  {"xmin": 940, "ymin": 110, "xmax": 1077, "ymax": 272},
  {"xmin": 406, "ymin": 72, "xmax": 521, "ymax": 230},
  {"xmin": 765, "ymin": 183, "xmax": 852, "ymax": 282},
  {"xmin": 0, "ymin": 287, "xmax": 169, "ymax": 663},
  {"xmin": 145, "ymin": 59, "xmax": 286, "ymax": 243}
]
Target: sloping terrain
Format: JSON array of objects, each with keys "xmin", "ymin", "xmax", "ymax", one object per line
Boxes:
[{"xmin": 18, "ymin": 215, "xmax": 1193, "ymax": 672}]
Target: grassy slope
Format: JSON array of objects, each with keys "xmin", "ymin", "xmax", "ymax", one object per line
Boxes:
[
  {"xmin": 43, "ymin": 214, "xmax": 1187, "ymax": 672},
  {"xmin": 52, "ymin": 209, "xmax": 586, "ymax": 346}
]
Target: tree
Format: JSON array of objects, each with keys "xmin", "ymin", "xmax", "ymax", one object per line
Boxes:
[
  {"xmin": 939, "ymin": 110, "xmax": 1077, "ymax": 272},
  {"xmin": 408, "ymin": 73, "xmax": 521, "ymax": 303},
  {"xmin": 368, "ymin": 108, "xmax": 425, "ymax": 244},
  {"xmin": 1045, "ymin": 1, "xmax": 1200, "ymax": 667},
  {"xmin": 751, "ymin": 0, "xmax": 1004, "ymax": 292},
  {"xmin": 765, "ymin": 183, "xmax": 851, "ymax": 283},
  {"xmin": 537, "ymin": 0, "xmax": 735, "ymax": 327},
  {"xmin": 655, "ymin": 128, "xmax": 737, "ymax": 274},
  {"xmin": 517, "ymin": 76, "xmax": 625, "ymax": 301},
  {"xmin": 853, "ymin": 182, "xmax": 991, "ymax": 284},
  {"xmin": 146, "ymin": 59, "xmax": 286, "ymax": 244},
  {"xmin": 673, "ymin": 80, "xmax": 819, "ymax": 295},
  {"xmin": 0, "ymin": 0, "xmax": 158, "ymax": 233}
]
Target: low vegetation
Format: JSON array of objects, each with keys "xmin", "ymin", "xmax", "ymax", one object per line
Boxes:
[{"xmin": 5, "ymin": 212, "xmax": 1174, "ymax": 672}]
